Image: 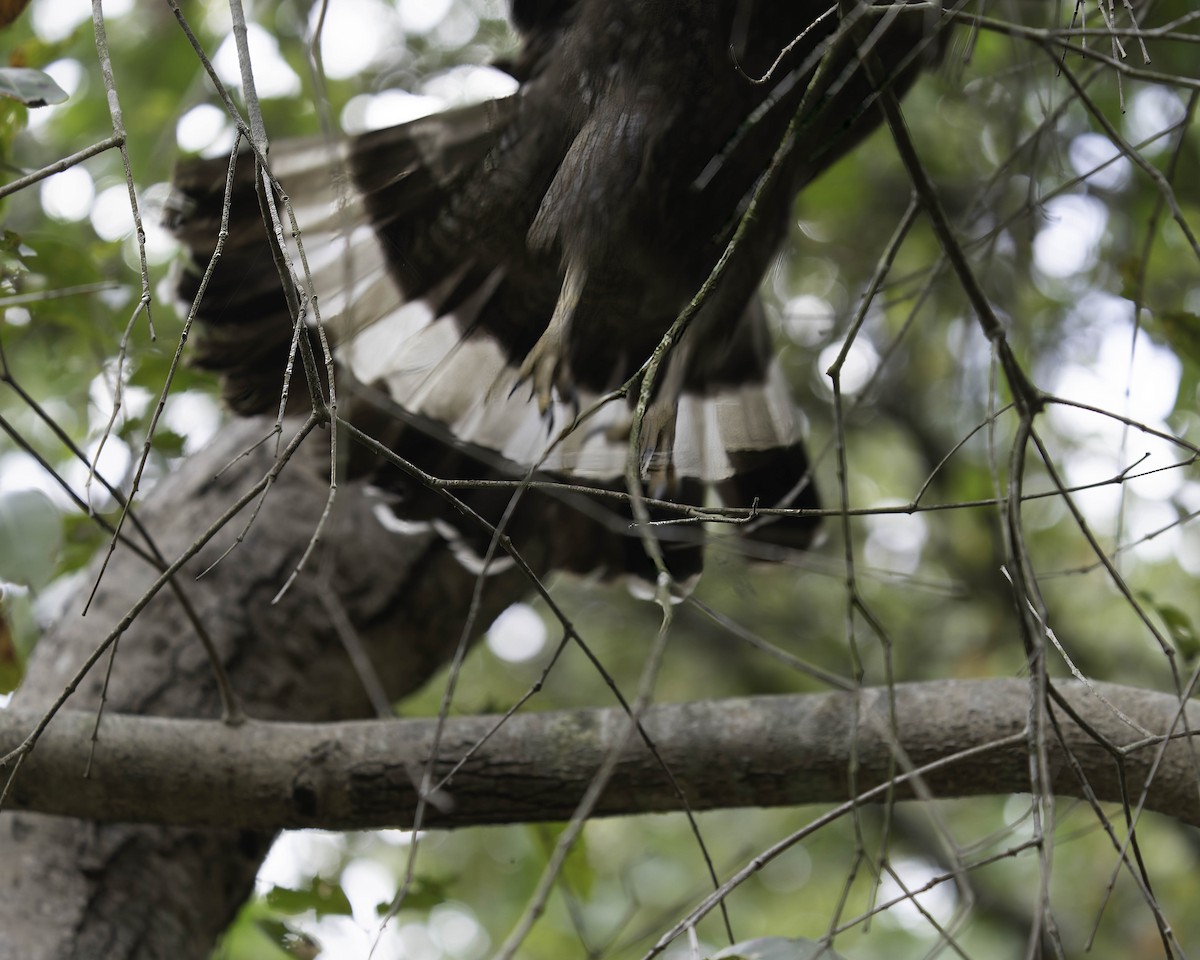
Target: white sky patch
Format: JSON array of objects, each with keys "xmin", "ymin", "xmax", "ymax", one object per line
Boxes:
[
  {"xmin": 420, "ymin": 65, "xmax": 518, "ymax": 106},
  {"xmin": 1048, "ymin": 319, "xmax": 1186, "ymax": 536},
  {"xmin": 1179, "ymin": 531, "xmax": 1200, "ymax": 577},
  {"xmin": 311, "ymin": 0, "xmax": 399, "ymax": 80},
  {"xmin": 1109, "ymin": 323, "xmax": 1180, "ymax": 428},
  {"xmin": 1176, "ymin": 492, "xmax": 1200, "ymax": 574},
  {"xmin": 781, "ymin": 294, "xmax": 835, "ymax": 347},
  {"xmin": 176, "ymin": 103, "xmax": 236, "ymax": 155},
  {"xmin": 1122, "ymin": 500, "xmax": 1183, "ymax": 564},
  {"xmin": 1174, "ymin": 475, "xmax": 1200, "ymax": 516},
  {"xmin": 1069, "ymin": 133, "xmax": 1131, "ymax": 192},
  {"xmin": 1033, "ymin": 194, "xmax": 1108, "ymax": 279},
  {"xmin": 90, "ymin": 184, "xmax": 134, "ymax": 242},
  {"xmin": 140, "ymin": 182, "xmax": 183, "ymax": 267},
  {"xmin": 0, "ymin": 451, "xmax": 73, "ymax": 509},
  {"xmin": 818, "ymin": 337, "xmax": 879, "ymax": 397},
  {"xmin": 1049, "ymin": 322, "xmax": 1181, "ymax": 437},
  {"xmin": 1056, "ymin": 450, "xmax": 1124, "ymax": 528},
  {"xmin": 162, "ymin": 391, "xmax": 223, "ymax": 454},
  {"xmin": 32, "ymin": 567, "xmax": 86, "ymax": 625},
  {"xmin": 342, "ymin": 90, "xmax": 445, "ymax": 133},
  {"xmin": 88, "ymin": 363, "xmax": 129, "ymax": 429},
  {"xmin": 1054, "ymin": 443, "xmax": 1186, "ymax": 547},
  {"xmin": 43, "ymin": 57, "xmax": 85, "ymax": 98},
  {"xmin": 119, "ymin": 385, "xmax": 152, "ymax": 423},
  {"xmin": 40, "ymin": 166, "xmax": 95, "ymax": 222},
  {"xmin": 343, "ymin": 67, "xmax": 515, "ymax": 133},
  {"xmin": 397, "ymin": 0, "xmax": 453, "ymax": 33},
  {"xmin": 86, "ymin": 435, "xmax": 132, "ymax": 487},
  {"xmin": 1067, "ymin": 289, "xmax": 1132, "ymax": 340},
  {"xmin": 878, "ymin": 856, "xmax": 958, "ymax": 932},
  {"xmin": 434, "ymin": 2, "xmax": 481, "ymax": 47},
  {"xmin": 28, "ymin": 99, "xmax": 68, "ymax": 138},
  {"xmin": 340, "ymin": 858, "xmax": 394, "ymax": 927},
  {"xmin": 397, "ymin": 921, "xmax": 442, "ymax": 960},
  {"xmin": 376, "ymin": 828, "xmax": 420, "ymax": 846},
  {"xmin": 864, "ymin": 507, "xmax": 928, "ymax": 576},
  {"xmin": 256, "ymin": 830, "xmax": 346, "ymax": 895},
  {"xmin": 1002, "ymin": 795, "xmax": 1037, "ymax": 843},
  {"xmin": 1124, "ymin": 87, "xmax": 1188, "ymax": 148},
  {"xmin": 486, "ymin": 602, "xmax": 546, "ymax": 662},
  {"xmin": 58, "ymin": 436, "xmax": 131, "ymax": 513},
  {"xmin": 201, "ymin": 1, "xmax": 232, "ymax": 35},
  {"xmin": 213, "ymin": 24, "xmax": 301, "ymax": 99},
  {"xmin": 429, "ymin": 903, "xmax": 489, "ymax": 959},
  {"xmin": 96, "ymin": 286, "xmax": 131, "ymax": 312},
  {"xmin": 119, "ymin": 226, "xmax": 164, "ymax": 271},
  {"xmin": 298, "ymin": 915, "xmax": 407, "ymax": 958},
  {"xmin": 1126, "ymin": 449, "xmax": 1189, "ymax": 504},
  {"xmin": 31, "ymin": 0, "xmax": 90, "ymax": 42}
]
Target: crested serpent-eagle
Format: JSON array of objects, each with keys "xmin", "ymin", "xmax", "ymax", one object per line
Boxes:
[{"xmin": 168, "ymin": 0, "xmax": 946, "ymax": 592}]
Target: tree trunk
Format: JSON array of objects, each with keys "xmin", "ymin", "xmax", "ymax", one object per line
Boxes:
[{"xmin": 0, "ymin": 418, "xmax": 536, "ymax": 960}]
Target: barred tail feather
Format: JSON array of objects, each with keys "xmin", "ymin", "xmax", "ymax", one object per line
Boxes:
[
  {"xmin": 169, "ymin": 97, "xmax": 820, "ymax": 590},
  {"xmin": 167, "ymin": 98, "xmax": 520, "ymax": 415}
]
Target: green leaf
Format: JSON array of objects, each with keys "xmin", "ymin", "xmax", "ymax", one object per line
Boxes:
[
  {"xmin": 264, "ymin": 878, "xmax": 352, "ymax": 918},
  {"xmin": 252, "ymin": 920, "xmax": 321, "ymax": 960},
  {"xmin": 1116, "ymin": 256, "xmax": 1143, "ymax": 303},
  {"xmin": 1157, "ymin": 606, "xmax": 1198, "ymax": 660},
  {"xmin": 535, "ymin": 823, "xmax": 594, "ymax": 897},
  {"xmin": 0, "ymin": 67, "xmax": 67, "ymax": 107},
  {"xmin": 1138, "ymin": 592, "xmax": 1200, "ymax": 661},
  {"xmin": 0, "ymin": 489, "xmax": 62, "ymax": 590},
  {"xmin": 374, "ymin": 874, "xmax": 454, "ymax": 914},
  {"xmin": 1143, "ymin": 310, "xmax": 1200, "ymax": 368},
  {"xmin": 214, "ymin": 898, "xmax": 309, "ymax": 960}
]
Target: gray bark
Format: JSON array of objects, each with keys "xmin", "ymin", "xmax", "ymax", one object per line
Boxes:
[
  {"xmin": 3, "ymin": 419, "xmax": 1199, "ymax": 959},
  {"xmin": 2, "ymin": 679, "xmax": 1198, "ymax": 831},
  {"xmin": 0, "ymin": 418, "xmax": 537, "ymax": 960}
]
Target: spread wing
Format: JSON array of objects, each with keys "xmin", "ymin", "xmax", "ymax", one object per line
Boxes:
[{"xmin": 168, "ymin": 0, "xmax": 942, "ymax": 590}]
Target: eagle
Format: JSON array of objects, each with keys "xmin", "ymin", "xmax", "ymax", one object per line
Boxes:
[{"xmin": 167, "ymin": 0, "xmax": 944, "ymax": 593}]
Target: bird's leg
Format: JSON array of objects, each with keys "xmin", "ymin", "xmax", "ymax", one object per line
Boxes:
[
  {"xmin": 638, "ymin": 341, "xmax": 690, "ymax": 496},
  {"xmin": 519, "ymin": 262, "xmax": 586, "ymax": 413},
  {"xmin": 641, "ymin": 408, "xmax": 676, "ymax": 498}
]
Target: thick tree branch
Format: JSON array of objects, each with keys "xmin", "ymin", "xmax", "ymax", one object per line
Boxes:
[
  {"xmin": 0, "ymin": 418, "xmax": 541, "ymax": 960},
  {"xmin": 3, "ymin": 678, "xmax": 1197, "ymax": 830}
]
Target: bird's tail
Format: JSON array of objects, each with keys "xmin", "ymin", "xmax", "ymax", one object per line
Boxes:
[
  {"xmin": 167, "ymin": 100, "xmax": 819, "ymax": 592},
  {"xmin": 166, "ymin": 97, "xmax": 519, "ymax": 417}
]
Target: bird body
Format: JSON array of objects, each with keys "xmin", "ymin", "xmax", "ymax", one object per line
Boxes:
[{"xmin": 168, "ymin": 0, "xmax": 943, "ymax": 589}]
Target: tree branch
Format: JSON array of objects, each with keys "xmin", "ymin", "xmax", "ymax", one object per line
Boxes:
[
  {"xmin": 0, "ymin": 417, "xmax": 542, "ymax": 960},
  {"xmin": 3, "ymin": 678, "xmax": 1196, "ymax": 830}
]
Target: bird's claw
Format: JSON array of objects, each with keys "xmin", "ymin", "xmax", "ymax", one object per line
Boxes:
[{"xmin": 518, "ymin": 324, "xmax": 579, "ymax": 416}]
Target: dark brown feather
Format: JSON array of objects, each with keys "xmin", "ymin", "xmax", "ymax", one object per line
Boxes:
[{"xmin": 168, "ymin": 0, "xmax": 946, "ymax": 589}]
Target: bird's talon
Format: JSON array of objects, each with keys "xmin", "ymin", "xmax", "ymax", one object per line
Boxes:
[{"xmin": 518, "ymin": 332, "xmax": 571, "ymax": 415}]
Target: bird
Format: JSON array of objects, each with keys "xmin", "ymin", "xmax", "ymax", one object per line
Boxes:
[{"xmin": 167, "ymin": 0, "xmax": 945, "ymax": 595}]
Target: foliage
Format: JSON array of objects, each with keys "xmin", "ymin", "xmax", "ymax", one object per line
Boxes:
[
  {"xmin": 1, "ymin": 0, "xmax": 1199, "ymax": 958},
  {"xmin": 0, "ymin": 67, "xmax": 65, "ymax": 107}
]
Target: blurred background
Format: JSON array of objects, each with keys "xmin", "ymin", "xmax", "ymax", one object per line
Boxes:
[{"xmin": 1, "ymin": 0, "xmax": 1198, "ymax": 957}]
